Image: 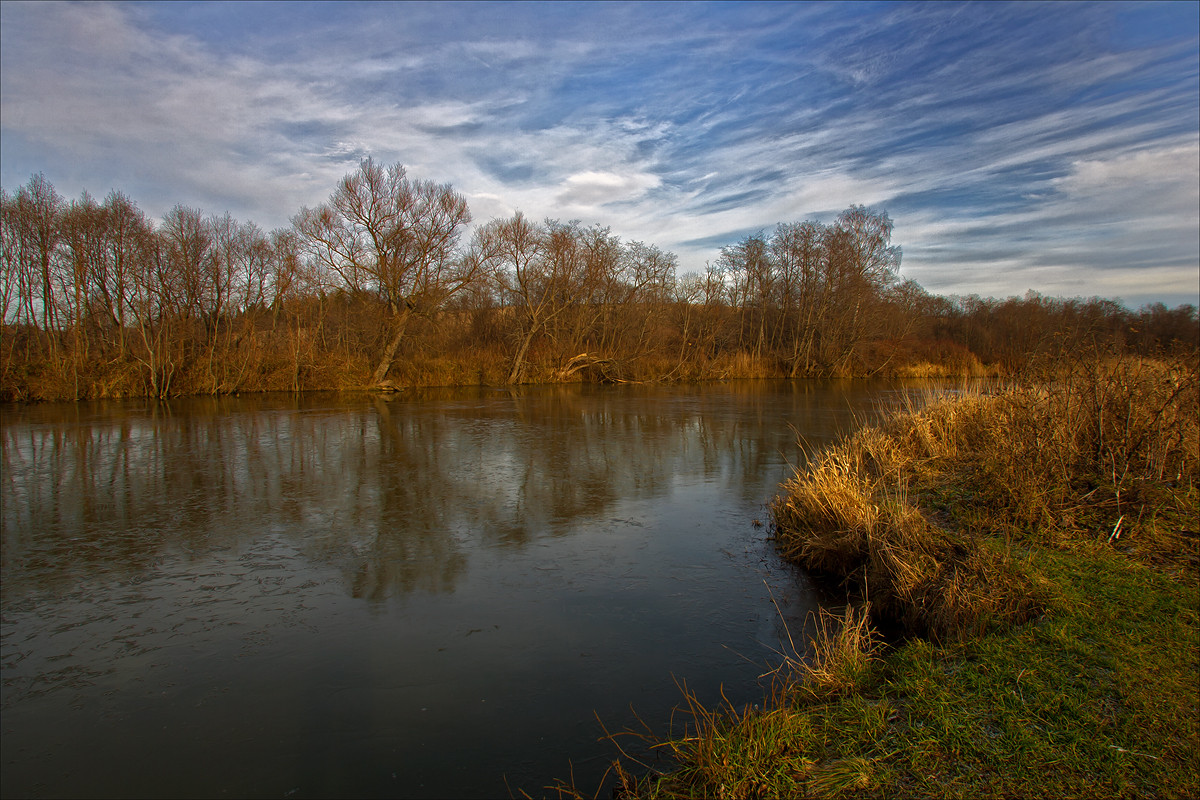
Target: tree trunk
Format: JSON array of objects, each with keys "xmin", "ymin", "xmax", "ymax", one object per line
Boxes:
[
  {"xmin": 507, "ymin": 325, "xmax": 537, "ymax": 384},
  {"xmin": 371, "ymin": 309, "xmax": 411, "ymax": 385}
]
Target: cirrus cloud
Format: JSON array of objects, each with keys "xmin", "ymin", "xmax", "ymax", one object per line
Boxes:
[{"xmin": 2, "ymin": 0, "xmax": 1196, "ymax": 308}]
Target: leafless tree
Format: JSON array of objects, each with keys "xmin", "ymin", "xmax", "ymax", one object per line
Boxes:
[
  {"xmin": 4, "ymin": 175, "xmax": 65, "ymax": 346},
  {"xmin": 293, "ymin": 158, "xmax": 473, "ymax": 384},
  {"xmin": 474, "ymin": 212, "xmax": 552, "ymax": 383}
]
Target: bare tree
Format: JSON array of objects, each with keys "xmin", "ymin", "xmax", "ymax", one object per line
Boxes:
[
  {"xmin": 99, "ymin": 191, "xmax": 152, "ymax": 358},
  {"xmin": 5, "ymin": 175, "xmax": 65, "ymax": 348},
  {"xmin": 159, "ymin": 204, "xmax": 216, "ymax": 337},
  {"xmin": 599, "ymin": 239, "xmax": 676, "ymax": 366},
  {"xmin": 770, "ymin": 220, "xmax": 825, "ymax": 376},
  {"xmin": 717, "ymin": 232, "xmax": 773, "ymax": 356},
  {"xmin": 0, "ymin": 189, "xmax": 19, "ymax": 326},
  {"xmin": 267, "ymin": 228, "xmax": 302, "ymax": 329},
  {"xmin": 474, "ymin": 212, "xmax": 550, "ymax": 383},
  {"xmin": 293, "ymin": 158, "xmax": 473, "ymax": 384},
  {"xmin": 60, "ymin": 192, "xmax": 106, "ymax": 394},
  {"xmin": 129, "ymin": 226, "xmax": 178, "ymax": 397},
  {"xmin": 817, "ymin": 206, "xmax": 902, "ymax": 373}
]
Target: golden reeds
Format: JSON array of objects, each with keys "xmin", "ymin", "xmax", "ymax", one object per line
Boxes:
[{"xmin": 772, "ymin": 354, "xmax": 1198, "ymax": 640}]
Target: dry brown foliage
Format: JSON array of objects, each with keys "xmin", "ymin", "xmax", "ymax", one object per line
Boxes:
[
  {"xmin": 773, "ymin": 447, "xmax": 1045, "ymax": 640},
  {"xmin": 773, "ymin": 354, "xmax": 1198, "ymax": 639}
]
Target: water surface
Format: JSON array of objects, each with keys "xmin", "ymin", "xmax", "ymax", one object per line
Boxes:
[{"xmin": 2, "ymin": 380, "xmax": 920, "ymax": 798}]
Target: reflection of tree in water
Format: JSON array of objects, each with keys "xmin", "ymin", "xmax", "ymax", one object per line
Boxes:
[
  {"xmin": 1, "ymin": 382, "xmax": 906, "ymax": 602},
  {"xmin": 2, "ymin": 403, "xmax": 175, "ymax": 598}
]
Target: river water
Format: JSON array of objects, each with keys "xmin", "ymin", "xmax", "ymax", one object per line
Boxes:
[{"xmin": 1, "ymin": 380, "xmax": 923, "ymax": 798}]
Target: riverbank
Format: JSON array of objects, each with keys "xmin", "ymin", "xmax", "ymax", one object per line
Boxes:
[
  {"xmin": 1, "ymin": 339, "xmax": 993, "ymax": 403},
  {"xmin": 608, "ymin": 355, "xmax": 1199, "ymax": 798}
]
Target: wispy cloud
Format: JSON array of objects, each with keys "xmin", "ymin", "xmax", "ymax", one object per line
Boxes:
[{"xmin": 2, "ymin": 1, "xmax": 1196, "ymax": 306}]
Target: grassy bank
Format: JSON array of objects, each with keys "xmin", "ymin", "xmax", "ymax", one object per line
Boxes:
[{"xmin": 606, "ymin": 355, "xmax": 1199, "ymax": 799}]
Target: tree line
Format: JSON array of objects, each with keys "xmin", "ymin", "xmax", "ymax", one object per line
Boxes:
[{"xmin": 2, "ymin": 161, "xmax": 1196, "ymax": 401}]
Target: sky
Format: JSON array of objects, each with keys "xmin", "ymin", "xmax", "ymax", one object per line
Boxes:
[{"xmin": 2, "ymin": 1, "xmax": 1198, "ymax": 309}]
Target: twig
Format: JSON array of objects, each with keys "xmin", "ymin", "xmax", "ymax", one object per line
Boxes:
[
  {"xmin": 1108, "ymin": 745, "xmax": 1159, "ymax": 759},
  {"xmin": 1107, "ymin": 515, "xmax": 1124, "ymax": 544}
]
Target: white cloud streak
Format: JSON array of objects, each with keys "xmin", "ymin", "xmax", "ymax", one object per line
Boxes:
[{"xmin": 1, "ymin": 1, "xmax": 1196, "ymax": 307}]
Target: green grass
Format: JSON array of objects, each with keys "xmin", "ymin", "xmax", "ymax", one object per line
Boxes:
[
  {"xmin": 616, "ymin": 545, "xmax": 1198, "ymax": 799},
  {"xmin": 876, "ymin": 547, "xmax": 1198, "ymax": 798}
]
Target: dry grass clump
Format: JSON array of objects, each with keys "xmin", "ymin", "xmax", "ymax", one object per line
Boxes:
[
  {"xmin": 599, "ymin": 606, "xmax": 881, "ymax": 800},
  {"xmin": 892, "ymin": 356, "xmax": 989, "ymax": 379},
  {"xmin": 772, "ymin": 353, "xmax": 1198, "ymax": 639},
  {"xmin": 772, "ymin": 412, "xmax": 1046, "ymax": 642},
  {"xmin": 661, "ymin": 687, "xmax": 811, "ymax": 799},
  {"xmin": 1024, "ymin": 354, "xmax": 1199, "ymax": 500},
  {"xmin": 601, "ymin": 606, "xmax": 882, "ymax": 800},
  {"xmin": 788, "ymin": 605, "xmax": 880, "ymax": 699},
  {"xmin": 895, "ymin": 355, "xmax": 1199, "ymax": 549},
  {"xmin": 598, "ymin": 677, "xmax": 817, "ymax": 800},
  {"xmin": 772, "ymin": 424, "xmax": 1045, "ymax": 641}
]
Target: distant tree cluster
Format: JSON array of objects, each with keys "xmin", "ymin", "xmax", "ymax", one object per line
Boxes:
[
  {"xmin": 704, "ymin": 207, "xmax": 905, "ymax": 377},
  {"xmin": 2, "ymin": 162, "xmax": 1196, "ymax": 401}
]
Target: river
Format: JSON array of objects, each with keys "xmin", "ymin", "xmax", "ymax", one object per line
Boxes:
[{"xmin": 1, "ymin": 380, "xmax": 925, "ymax": 798}]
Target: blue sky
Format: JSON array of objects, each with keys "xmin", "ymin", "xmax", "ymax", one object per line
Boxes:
[{"xmin": 2, "ymin": 1, "xmax": 1197, "ymax": 307}]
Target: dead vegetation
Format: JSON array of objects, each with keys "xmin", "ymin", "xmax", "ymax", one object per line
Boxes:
[{"xmin": 771, "ymin": 353, "xmax": 1199, "ymax": 641}]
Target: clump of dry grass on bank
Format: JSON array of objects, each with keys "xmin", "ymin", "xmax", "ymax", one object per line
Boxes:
[
  {"xmin": 783, "ymin": 605, "xmax": 880, "ymax": 700},
  {"xmin": 583, "ymin": 605, "xmax": 881, "ymax": 800},
  {"xmin": 894, "ymin": 353, "xmax": 1200, "ymax": 560},
  {"xmin": 615, "ymin": 544, "xmax": 1200, "ymax": 800},
  {"xmin": 771, "ymin": 440, "xmax": 1047, "ymax": 641},
  {"xmin": 772, "ymin": 354, "xmax": 1199, "ymax": 640}
]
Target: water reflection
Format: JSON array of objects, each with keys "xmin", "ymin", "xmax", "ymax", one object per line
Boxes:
[
  {"xmin": 1, "ymin": 380, "xmax": 921, "ymax": 798},
  {"xmin": 3, "ymin": 382, "xmax": 888, "ymax": 603}
]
